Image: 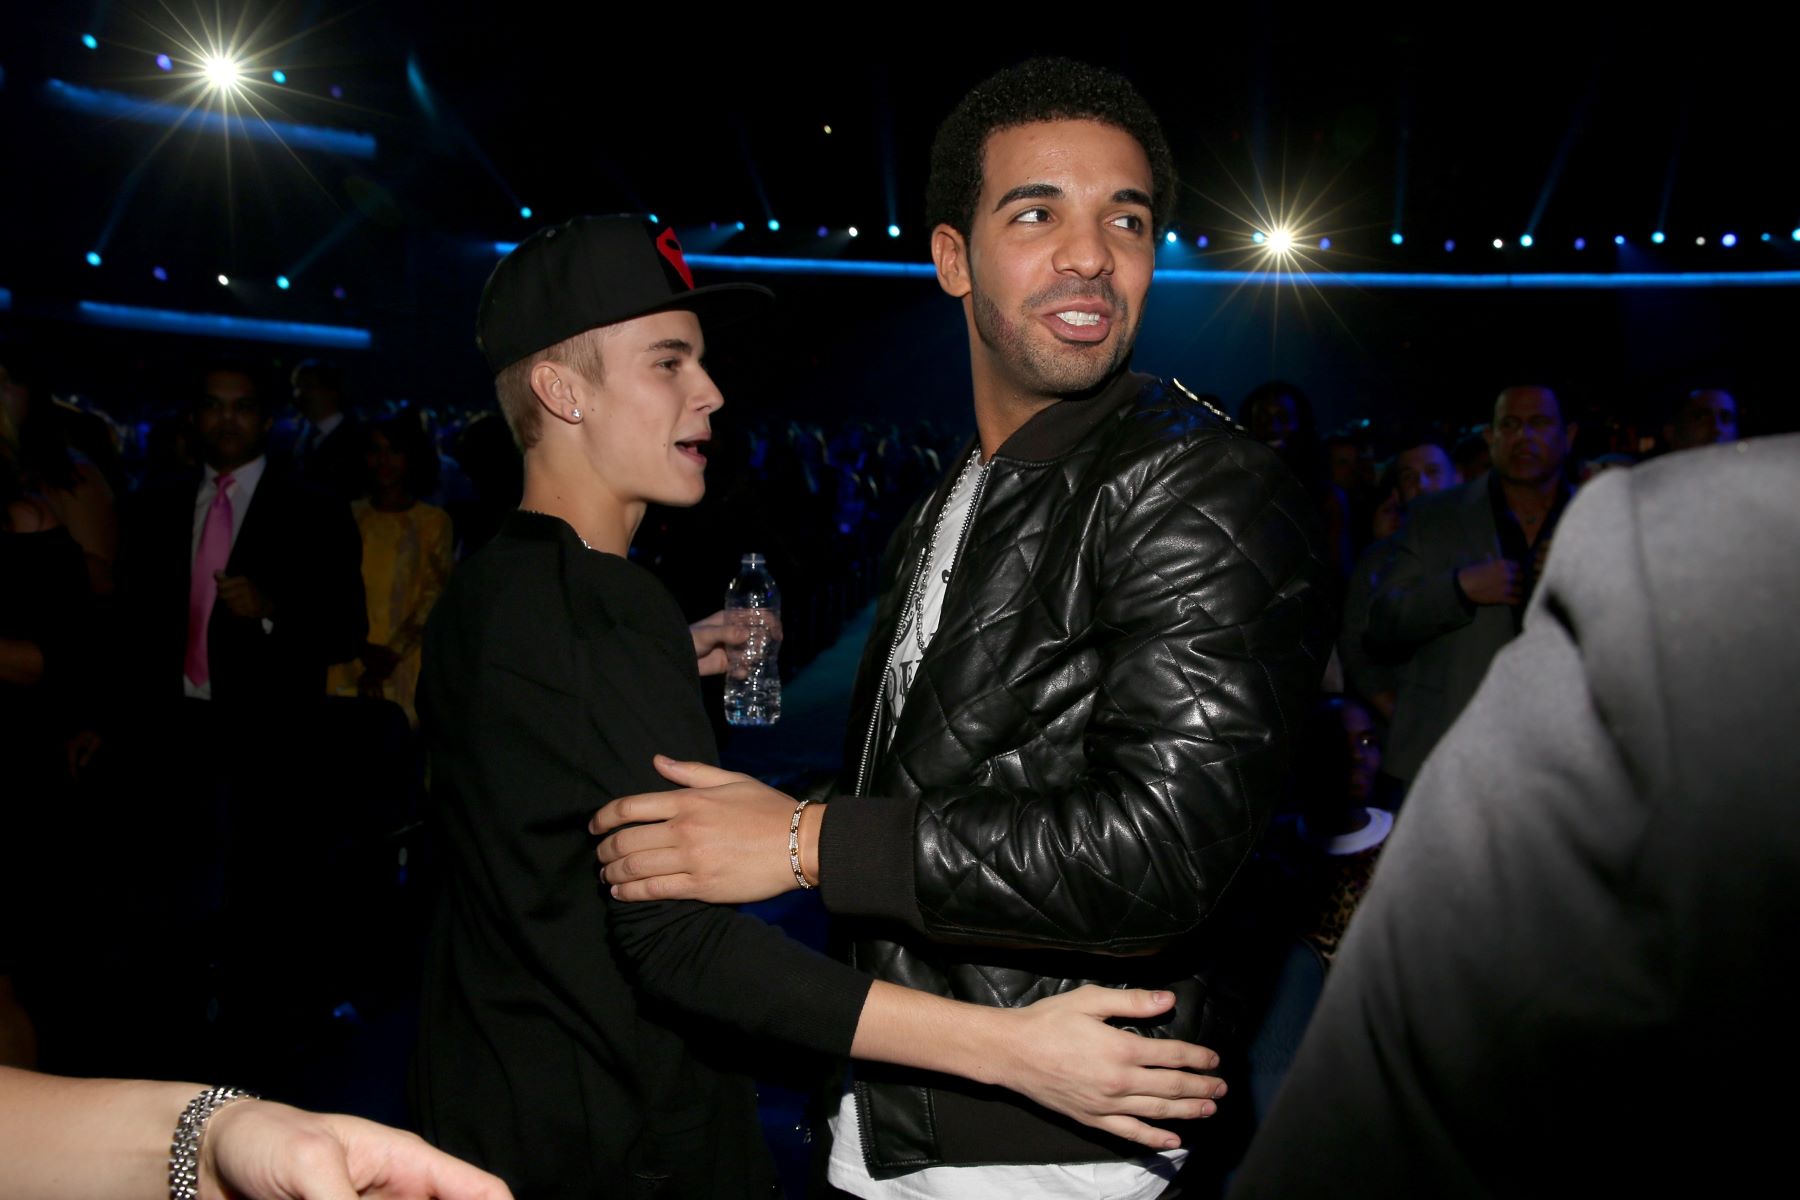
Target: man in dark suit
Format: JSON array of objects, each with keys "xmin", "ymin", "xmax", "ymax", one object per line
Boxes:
[
  {"xmin": 1231, "ymin": 433, "xmax": 1800, "ymax": 1196},
  {"xmin": 117, "ymin": 362, "xmax": 366, "ymax": 709},
  {"xmin": 287, "ymin": 359, "xmax": 363, "ymax": 503},
  {"xmin": 1367, "ymin": 386, "xmax": 1575, "ymax": 785}
]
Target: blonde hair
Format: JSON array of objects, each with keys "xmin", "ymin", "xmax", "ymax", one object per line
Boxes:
[{"xmin": 493, "ymin": 326, "xmax": 610, "ymax": 451}]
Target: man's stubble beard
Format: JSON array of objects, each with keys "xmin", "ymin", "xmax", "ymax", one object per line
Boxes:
[{"xmin": 968, "ymin": 265, "xmax": 1138, "ymax": 398}]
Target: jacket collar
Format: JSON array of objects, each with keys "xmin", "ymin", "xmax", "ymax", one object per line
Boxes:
[{"xmin": 989, "ymin": 368, "xmax": 1159, "ymax": 464}]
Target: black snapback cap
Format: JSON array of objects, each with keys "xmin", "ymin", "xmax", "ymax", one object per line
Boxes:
[{"xmin": 476, "ymin": 214, "xmax": 772, "ymax": 374}]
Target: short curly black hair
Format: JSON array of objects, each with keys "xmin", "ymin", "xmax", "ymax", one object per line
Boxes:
[{"xmin": 925, "ymin": 57, "xmax": 1176, "ymax": 242}]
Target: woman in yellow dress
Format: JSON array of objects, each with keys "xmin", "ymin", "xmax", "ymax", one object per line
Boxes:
[{"xmin": 326, "ymin": 413, "xmax": 454, "ymax": 725}]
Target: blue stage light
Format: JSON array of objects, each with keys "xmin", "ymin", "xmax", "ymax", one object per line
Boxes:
[
  {"xmin": 1574, "ymin": 238, "xmax": 1586, "ymax": 250},
  {"xmin": 152, "ymin": 266, "xmax": 168, "ymax": 282},
  {"xmin": 1444, "ymin": 239, "xmax": 1456, "ymax": 252},
  {"xmin": 649, "ymin": 214, "xmax": 659, "ymax": 224},
  {"xmin": 272, "ymin": 70, "xmax": 287, "ymax": 84},
  {"xmin": 519, "ymin": 206, "xmax": 532, "ymax": 219},
  {"xmin": 768, "ymin": 219, "xmax": 780, "ymax": 232},
  {"xmin": 1318, "ymin": 237, "xmax": 1331, "ymax": 250},
  {"xmin": 276, "ymin": 275, "xmax": 291, "ymax": 290},
  {"xmin": 77, "ymin": 301, "xmax": 372, "ymax": 349},
  {"xmin": 44, "ymin": 79, "xmax": 377, "ymax": 159},
  {"xmin": 155, "ymin": 54, "xmax": 172, "ymax": 71},
  {"xmin": 887, "ymin": 224, "xmax": 901, "ymax": 238},
  {"xmin": 1614, "ymin": 235, "xmax": 1626, "ymax": 245},
  {"xmin": 1252, "ymin": 231, "xmax": 1266, "ymax": 245},
  {"xmin": 1196, "ymin": 234, "xmax": 1209, "ymax": 248},
  {"xmin": 1761, "ymin": 233, "xmax": 1773, "ymax": 242},
  {"xmin": 86, "ymin": 251, "xmax": 102, "ymax": 267},
  {"xmin": 1722, "ymin": 233, "xmax": 1738, "ymax": 248},
  {"xmin": 736, "ymin": 221, "xmax": 746, "ymax": 231},
  {"xmin": 1519, "ymin": 234, "xmax": 1534, "ymax": 248},
  {"xmin": 1792, "ymin": 229, "xmax": 1800, "ymax": 241},
  {"xmin": 1652, "ymin": 231, "xmax": 1666, "ymax": 244},
  {"xmin": 817, "ymin": 226, "xmax": 829, "ymax": 238},
  {"xmin": 1164, "ymin": 230, "xmax": 1178, "ymax": 245},
  {"xmin": 82, "ymin": 34, "xmax": 98, "ymax": 50}
]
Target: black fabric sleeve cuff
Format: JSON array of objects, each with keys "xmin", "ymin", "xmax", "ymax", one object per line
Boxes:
[
  {"xmin": 1450, "ymin": 567, "xmax": 1477, "ymax": 612},
  {"xmin": 817, "ymin": 794, "xmax": 922, "ymax": 929}
]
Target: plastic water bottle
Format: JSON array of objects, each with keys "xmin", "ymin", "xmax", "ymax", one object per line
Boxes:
[{"xmin": 724, "ymin": 553, "xmax": 781, "ymax": 726}]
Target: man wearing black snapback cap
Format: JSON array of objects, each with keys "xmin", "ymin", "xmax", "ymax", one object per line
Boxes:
[{"xmin": 411, "ymin": 215, "xmax": 1228, "ymax": 1199}]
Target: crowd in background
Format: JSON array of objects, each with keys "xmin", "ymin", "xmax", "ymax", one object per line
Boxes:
[{"xmin": 0, "ymin": 335, "xmax": 1758, "ymax": 1125}]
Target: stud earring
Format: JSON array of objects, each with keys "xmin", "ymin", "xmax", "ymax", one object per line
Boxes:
[{"xmin": 570, "ymin": 408, "xmax": 582, "ymax": 421}]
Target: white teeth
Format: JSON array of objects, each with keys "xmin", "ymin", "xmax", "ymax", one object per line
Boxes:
[{"xmin": 1055, "ymin": 311, "xmax": 1102, "ymax": 326}]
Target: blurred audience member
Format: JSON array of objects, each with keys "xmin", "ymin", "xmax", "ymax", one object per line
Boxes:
[
  {"xmin": 117, "ymin": 360, "xmax": 366, "ymax": 708},
  {"xmin": 1284, "ymin": 696, "xmax": 1393, "ymax": 962},
  {"xmin": 1394, "ymin": 438, "xmax": 1460, "ymax": 504},
  {"xmin": 327, "ymin": 414, "xmax": 454, "ymax": 725},
  {"xmin": 0, "ymin": 347, "xmax": 118, "ymax": 594},
  {"xmin": 1242, "ymin": 380, "xmax": 1352, "ymax": 576},
  {"xmin": 1663, "ymin": 387, "xmax": 1738, "ymax": 452},
  {"xmin": 1450, "ymin": 425, "xmax": 1491, "ymax": 482},
  {"xmin": 289, "ymin": 359, "xmax": 364, "ymax": 502},
  {"xmin": 1368, "ymin": 387, "xmax": 1574, "ymax": 785}
]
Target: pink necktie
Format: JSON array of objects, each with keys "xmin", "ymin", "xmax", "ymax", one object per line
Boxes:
[{"xmin": 185, "ymin": 473, "xmax": 236, "ymax": 687}]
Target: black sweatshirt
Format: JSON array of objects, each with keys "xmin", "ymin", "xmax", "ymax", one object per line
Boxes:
[{"xmin": 412, "ymin": 511, "xmax": 871, "ymax": 1200}]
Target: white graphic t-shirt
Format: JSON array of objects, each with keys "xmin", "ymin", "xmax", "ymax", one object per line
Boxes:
[{"xmin": 883, "ymin": 452, "xmax": 985, "ymax": 740}]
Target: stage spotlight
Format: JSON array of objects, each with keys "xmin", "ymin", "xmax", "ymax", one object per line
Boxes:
[
  {"xmin": 1390, "ymin": 232, "xmax": 1404, "ymax": 246},
  {"xmin": 1519, "ymin": 234, "xmax": 1534, "ymax": 248},
  {"xmin": 1266, "ymin": 228, "xmax": 1295, "ymax": 255},
  {"xmin": 332, "ymin": 286, "xmax": 347, "ymax": 299},
  {"xmin": 817, "ymin": 226, "xmax": 829, "ymax": 238},
  {"xmin": 1318, "ymin": 237, "xmax": 1331, "ymax": 250},
  {"xmin": 1444, "ymin": 239, "xmax": 1456, "ymax": 252},
  {"xmin": 823, "ymin": 124, "xmax": 832, "ymax": 134},
  {"xmin": 519, "ymin": 206, "xmax": 532, "ymax": 219},
  {"xmin": 1251, "ymin": 231, "xmax": 1266, "ymax": 245},
  {"xmin": 272, "ymin": 70, "xmax": 287, "ymax": 84},
  {"xmin": 768, "ymin": 219, "xmax": 780, "ymax": 232},
  {"xmin": 1574, "ymin": 237, "xmax": 1586, "ymax": 250},
  {"xmin": 152, "ymin": 266, "xmax": 168, "ymax": 282},
  {"xmin": 736, "ymin": 221, "xmax": 746, "ymax": 231},
  {"xmin": 649, "ymin": 214, "xmax": 659, "ymax": 224},
  {"xmin": 1196, "ymin": 234, "xmax": 1209, "ymax": 248},
  {"xmin": 1163, "ymin": 230, "xmax": 1178, "ymax": 245},
  {"xmin": 848, "ymin": 226, "xmax": 859, "ymax": 238},
  {"xmin": 1792, "ymin": 228, "xmax": 1800, "ymax": 241},
  {"xmin": 203, "ymin": 55, "xmax": 243, "ymax": 90},
  {"xmin": 1761, "ymin": 232, "xmax": 1772, "ymax": 242},
  {"xmin": 1722, "ymin": 233, "xmax": 1738, "ymax": 247},
  {"xmin": 86, "ymin": 251, "xmax": 102, "ymax": 267},
  {"xmin": 82, "ymin": 34, "xmax": 98, "ymax": 50},
  {"xmin": 887, "ymin": 224, "xmax": 901, "ymax": 238},
  {"xmin": 1614, "ymin": 235, "xmax": 1626, "ymax": 245},
  {"xmin": 276, "ymin": 275, "xmax": 291, "ymax": 290},
  {"xmin": 1492, "ymin": 238, "xmax": 1504, "ymax": 249},
  {"xmin": 156, "ymin": 54, "xmax": 173, "ymax": 71},
  {"xmin": 330, "ymin": 84, "xmax": 343, "ymax": 99},
  {"xmin": 1652, "ymin": 231, "xmax": 1666, "ymax": 244},
  {"xmin": 217, "ymin": 274, "xmax": 230, "ymax": 286},
  {"xmin": 1695, "ymin": 236, "xmax": 1706, "ymax": 246}
]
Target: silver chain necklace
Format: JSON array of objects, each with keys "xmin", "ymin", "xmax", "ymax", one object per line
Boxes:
[
  {"xmin": 913, "ymin": 449, "xmax": 987, "ymax": 652},
  {"xmin": 519, "ymin": 507, "xmax": 593, "ymax": 550}
]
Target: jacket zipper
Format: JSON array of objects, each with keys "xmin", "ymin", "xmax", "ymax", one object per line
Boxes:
[{"xmin": 853, "ymin": 457, "xmax": 991, "ymax": 797}]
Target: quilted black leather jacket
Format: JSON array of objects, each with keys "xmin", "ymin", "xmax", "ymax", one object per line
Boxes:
[{"xmin": 815, "ymin": 369, "xmax": 1333, "ymax": 1175}]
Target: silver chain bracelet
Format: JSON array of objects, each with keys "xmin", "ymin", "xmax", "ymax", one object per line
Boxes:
[{"xmin": 169, "ymin": 1085, "xmax": 259, "ymax": 1200}]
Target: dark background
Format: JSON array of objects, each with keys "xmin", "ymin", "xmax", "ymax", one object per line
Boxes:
[{"xmin": 2, "ymin": 5, "xmax": 1794, "ymax": 438}]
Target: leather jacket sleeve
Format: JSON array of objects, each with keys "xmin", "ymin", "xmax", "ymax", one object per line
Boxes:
[{"xmin": 822, "ymin": 433, "xmax": 1331, "ymax": 954}]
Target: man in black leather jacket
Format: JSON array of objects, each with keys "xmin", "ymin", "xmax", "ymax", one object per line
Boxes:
[{"xmin": 594, "ymin": 59, "xmax": 1332, "ymax": 1197}]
